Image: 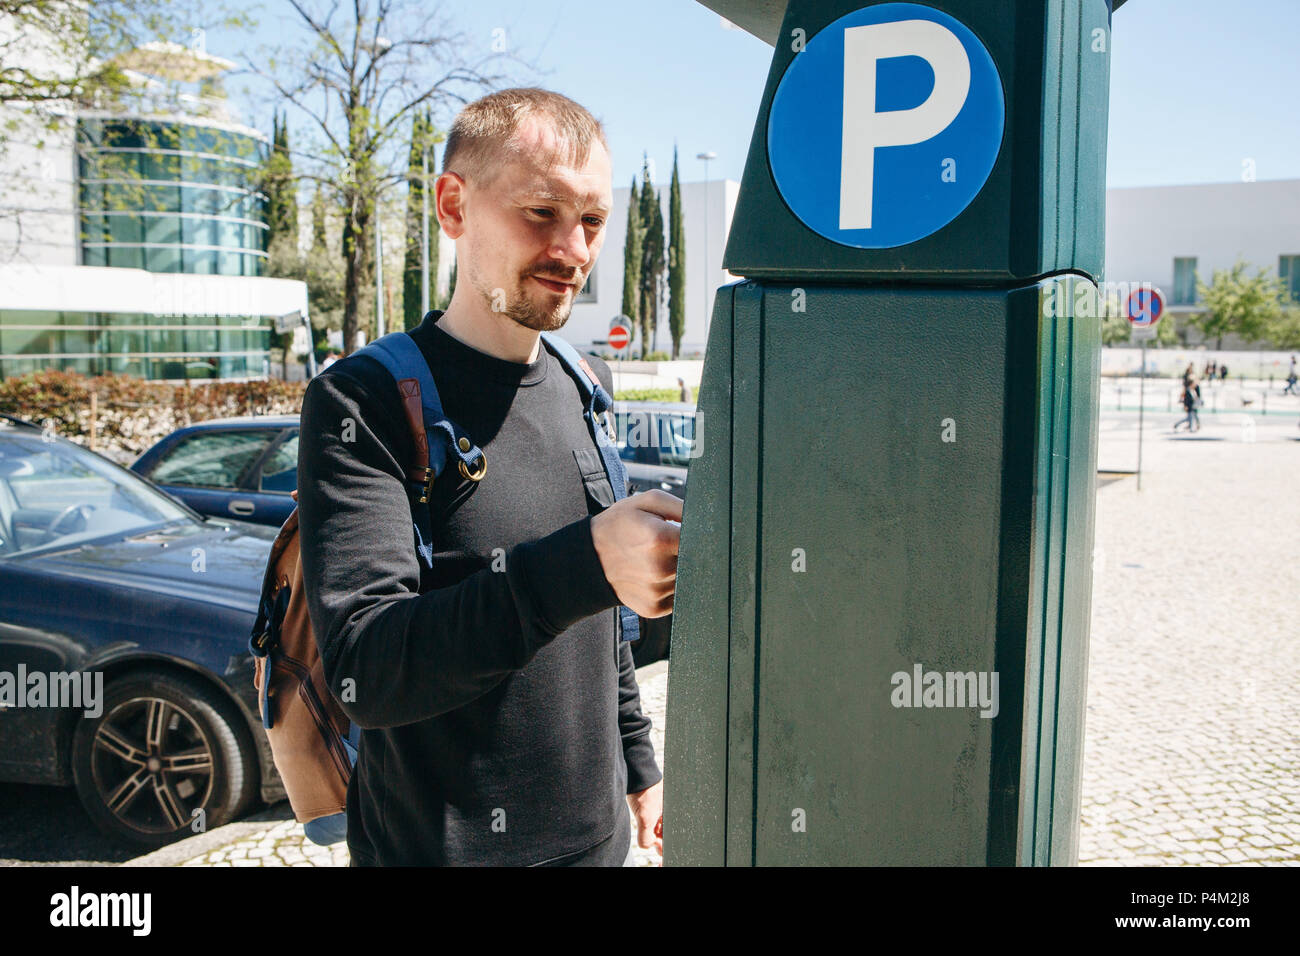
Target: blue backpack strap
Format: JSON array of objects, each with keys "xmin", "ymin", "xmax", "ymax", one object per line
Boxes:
[
  {"xmin": 353, "ymin": 332, "xmax": 485, "ymax": 492},
  {"xmin": 540, "ymin": 331, "xmax": 641, "ymax": 644}
]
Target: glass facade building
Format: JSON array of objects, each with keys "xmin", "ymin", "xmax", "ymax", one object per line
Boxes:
[
  {"xmin": 0, "ymin": 113, "xmax": 289, "ymax": 383},
  {"xmin": 77, "ymin": 117, "xmax": 270, "ymax": 277},
  {"xmin": 0, "ymin": 310, "xmax": 271, "ymax": 380}
]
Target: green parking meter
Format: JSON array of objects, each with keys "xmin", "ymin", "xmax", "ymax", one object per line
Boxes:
[{"xmin": 666, "ymin": 0, "xmax": 1118, "ymax": 865}]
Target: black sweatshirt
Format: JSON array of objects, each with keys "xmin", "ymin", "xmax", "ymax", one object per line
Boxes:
[{"xmin": 296, "ymin": 310, "xmax": 661, "ymax": 866}]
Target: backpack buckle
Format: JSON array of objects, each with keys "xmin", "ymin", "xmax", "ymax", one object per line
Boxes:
[{"xmin": 457, "ymin": 451, "xmax": 487, "ymax": 482}]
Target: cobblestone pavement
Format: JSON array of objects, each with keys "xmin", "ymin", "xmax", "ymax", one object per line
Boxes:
[
  {"xmin": 163, "ymin": 406, "xmax": 1299, "ymax": 867},
  {"xmin": 1080, "ymin": 410, "xmax": 1300, "ymax": 865}
]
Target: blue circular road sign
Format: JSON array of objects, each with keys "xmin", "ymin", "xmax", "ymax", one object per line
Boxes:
[
  {"xmin": 767, "ymin": 2, "xmax": 1005, "ymax": 249},
  {"xmin": 1126, "ymin": 287, "xmax": 1164, "ymax": 326}
]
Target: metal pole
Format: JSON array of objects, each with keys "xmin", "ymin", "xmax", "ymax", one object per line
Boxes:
[
  {"xmin": 375, "ymin": 215, "xmax": 385, "ymax": 339},
  {"xmin": 1137, "ymin": 339, "xmax": 1145, "ymax": 491},
  {"xmin": 697, "ymin": 151, "xmax": 716, "ymax": 345},
  {"xmin": 421, "ymin": 144, "xmax": 430, "ymax": 316},
  {"xmin": 701, "ymin": 167, "xmax": 708, "ymax": 331}
]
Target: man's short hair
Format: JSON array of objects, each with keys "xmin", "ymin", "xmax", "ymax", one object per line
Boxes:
[{"xmin": 442, "ymin": 87, "xmax": 609, "ymax": 189}]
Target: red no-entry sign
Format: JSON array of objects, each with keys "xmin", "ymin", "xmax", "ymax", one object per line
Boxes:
[{"xmin": 608, "ymin": 324, "xmax": 630, "ymax": 350}]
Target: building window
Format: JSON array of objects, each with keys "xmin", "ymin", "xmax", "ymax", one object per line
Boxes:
[
  {"xmin": 575, "ymin": 265, "xmax": 596, "ymax": 303},
  {"xmin": 1172, "ymin": 257, "xmax": 1198, "ymax": 305},
  {"xmin": 1280, "ymin": 255, "xmax": 1300, "ymax": 303}
]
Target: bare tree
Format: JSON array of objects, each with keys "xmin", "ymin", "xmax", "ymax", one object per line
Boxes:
[{"xmin": 244, "ymin": 0, "xmax": 522, "ymax": 353}]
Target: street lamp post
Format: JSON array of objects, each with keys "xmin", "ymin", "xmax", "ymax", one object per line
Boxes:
[{"xmin": 697, "ymin": 151, "xmax": 716, "ymax": 346}]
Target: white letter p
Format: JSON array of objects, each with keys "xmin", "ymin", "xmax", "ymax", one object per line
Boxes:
[{"xmin": 840, "ymin": 19, "xmax": 971, "ymax": 229}]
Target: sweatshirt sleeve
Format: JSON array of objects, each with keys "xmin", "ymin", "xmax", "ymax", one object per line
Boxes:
[
  {"xmin": 617, "ymin": 638, "xmax": 663, "ymax": 794},
  {"xmin": 296, "ymin": 367, "xmax": 620, "ymax": 730}
]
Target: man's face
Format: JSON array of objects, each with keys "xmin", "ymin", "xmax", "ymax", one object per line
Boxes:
[{"xmin": 459, "ymin": 116, "xmax": 613, "ymax": 333}]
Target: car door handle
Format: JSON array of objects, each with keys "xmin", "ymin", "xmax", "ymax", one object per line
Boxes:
[{"xmin": 228, "ymin": 500, "xmax": 255, "ymax": 516}]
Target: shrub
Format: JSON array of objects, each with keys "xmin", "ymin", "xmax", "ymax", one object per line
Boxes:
[{"xmin": 0, "ymin": 370, "xmax": 306, "ymax": 464}]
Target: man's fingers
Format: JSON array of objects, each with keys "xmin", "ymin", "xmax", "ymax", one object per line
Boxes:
[{"xmin": 629, "ymin": 489, "xmax": 683, "ymax": 523}]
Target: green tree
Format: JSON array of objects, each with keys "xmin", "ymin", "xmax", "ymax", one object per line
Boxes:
[
  {"xmin": 261, "ymin": 111, "xmax": 303, "ymax": 377},
  {"xmin": 293, "ymin": 184, "xmax": 346, "ymax": 362},
  {"xmin": 621, "ymin": 175, "xmax": 642, "ymax": 349},
  {"xmin": 402, "ymin": 109, "xmax": 443, "ymax": 330},
  {"xmin": 0, "ymin": 1, "xmax": 248, "ymax": 118},
  {"xmin": 1192, "ymin": 260, "xmax": 1285, "ymax": 350},
  {"xmin": 666, "ymin": 146, "xmax": 686, "ymax": 359},
  {"xmin": 1266, "ymin": 305, "xmax": 1300, "ymax": 350},
  {"xmin": 265, "ymin": 110, "xmax": 299, "ymax": 251},
  {"xmin": 637, "ymin": 158, "xmax": 665, "ymax": 359}
]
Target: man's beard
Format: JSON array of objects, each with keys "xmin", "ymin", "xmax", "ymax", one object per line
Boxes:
[{"xmin": 492, "ymin": 272, "xmax": 577, "ymax": 333}]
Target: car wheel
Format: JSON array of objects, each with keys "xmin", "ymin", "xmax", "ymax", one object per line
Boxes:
[{"xmin": 70, "ymin": 669, "xmax": 258, "ymax": 849}]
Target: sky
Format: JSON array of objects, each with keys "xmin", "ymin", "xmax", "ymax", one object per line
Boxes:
[{"xmin": 209, "ymin": 0, "xmax": 1300, "ymax": 190}]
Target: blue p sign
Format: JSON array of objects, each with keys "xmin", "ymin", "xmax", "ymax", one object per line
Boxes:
[{"xmin": 768, "ymin": 2, "xmax": 1005, "ymax": 249}]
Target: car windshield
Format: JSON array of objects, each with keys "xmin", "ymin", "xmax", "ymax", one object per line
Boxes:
[{"xmin": 0, "ymin": 432, "xmax": 191, "ymax": 557}]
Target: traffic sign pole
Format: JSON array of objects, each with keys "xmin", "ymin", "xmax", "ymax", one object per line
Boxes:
[
  {"xmin": 1138, "ymin": 339, "xmax": 1145, "ymax": 490},
  {"xmin": 607, "ymin": 320, "xmax": 631, "ymax": 394},
  {"xmin": 1126, "ymin": 286, "xmax": 1164, "ymax": 493}
]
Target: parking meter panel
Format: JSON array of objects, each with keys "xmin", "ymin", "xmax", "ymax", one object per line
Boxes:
[
  {"xmin": 754, "ymin": 284, "xmax": 1007, "ymax": 865},
  {"xmin": 662, "ymin": 284, "xmax": 738, "ymax": 868}
]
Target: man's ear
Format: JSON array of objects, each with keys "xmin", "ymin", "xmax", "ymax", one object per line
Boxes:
[{"xmin": 435, "ymin": 171, "xmax": 467, "ymax": 239}]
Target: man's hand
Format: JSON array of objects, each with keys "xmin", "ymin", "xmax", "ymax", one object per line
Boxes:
[
  {"xmin": 590, "ymin": 490, "xmax": 681, "ymax": 618},
  {"xmin": 627, "ymin": 780, "xmax": 664, "ymax": 861}
]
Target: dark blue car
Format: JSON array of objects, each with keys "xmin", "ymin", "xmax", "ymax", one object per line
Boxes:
[
  {"xmin": 131, "ymin": 415, "xmax": 299, "ymax": 528},
  {"xmin": 0, "ymin": 415, "xmax": 284, "ymax": 847}
]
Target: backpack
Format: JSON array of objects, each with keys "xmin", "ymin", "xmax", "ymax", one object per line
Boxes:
[{"xmin": 248, "ymin": 327, "xmax": 640, "ymax": 845}]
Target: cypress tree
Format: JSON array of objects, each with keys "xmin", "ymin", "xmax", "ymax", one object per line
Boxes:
[
  {"xmin": 266, "ymin": 110, "xmax": 298, "ymax": 251},
  {"xmin": 637, "ymin": 158, "xmax": 665, "ymax": 358},
  {"xmin": 403, "ymin": 109, "xmax": 440, "ymax": 330},
  {"xmin": 621, "ymin": 174, "xmax": 642, "ymax": 350},
  {"xmin": 667, "ymin": 145, "xmax": 686, "ymax": 359}
]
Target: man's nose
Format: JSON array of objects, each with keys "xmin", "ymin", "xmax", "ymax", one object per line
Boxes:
[{"xmin": 548, "ymin": 218, "xmax": 590, "ymax": 268}]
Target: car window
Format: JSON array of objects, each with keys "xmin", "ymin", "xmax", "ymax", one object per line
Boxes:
[
  {"xmin": 0, "ymin": 435, "xmax": 189, "ymax": 555},
  {"xmin": 151, "ymin": 430, "xmax": 273, "ymax": 489},
  {"xmin": 659, "ymin": 414, "xmax": 700, "ymax": 468},
  {"xmin": 617, "ymin": 409, "xmax": 658, "ymax": 465},
  {"xmin": 257, "ymin": 432, "xmax": 298, "ymax": 494},
  {"xmin": 613, "ymin": 413, "xmax": 635, "ymax": 462}
]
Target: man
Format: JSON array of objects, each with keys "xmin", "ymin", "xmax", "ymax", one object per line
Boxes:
[{"xmin": 296, "ymin": 88, "xmax": 680, "ymax": 866}]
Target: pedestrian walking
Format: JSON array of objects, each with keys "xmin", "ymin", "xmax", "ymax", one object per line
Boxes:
[{"xmin": 1174, "ymin": 375, "xmax": 1200, "ymax": 432}]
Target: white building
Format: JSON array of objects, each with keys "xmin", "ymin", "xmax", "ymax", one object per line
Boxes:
[
  {"xmin": 1104, "ymin": 179, "xmax": 1299, "ymax": 342},
  {"xmin": 0, "ymin": 29, "xmax": 308, "ymax": 382}
]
